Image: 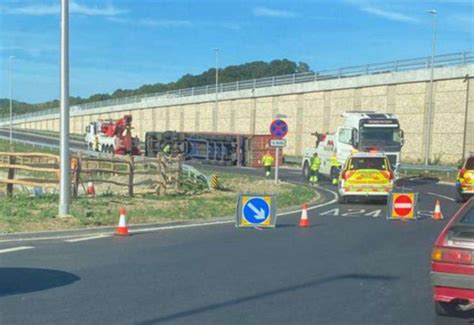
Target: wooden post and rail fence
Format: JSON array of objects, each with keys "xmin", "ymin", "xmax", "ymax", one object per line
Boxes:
[{"xmin": 0, "ymin": 152, "xmax": 182, "ymax": 198}]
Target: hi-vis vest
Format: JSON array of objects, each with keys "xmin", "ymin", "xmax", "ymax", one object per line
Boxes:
[
  {"xmin": 330, "ymin": 155, "xmax": 341, "ymax": 167},
  {"xmin": 262, "ymin": 154, "xmax": 274, "ymax": 167},
  {"xmin": 310, "ymin": 156, "xmax": 321, "ymax": 171}
]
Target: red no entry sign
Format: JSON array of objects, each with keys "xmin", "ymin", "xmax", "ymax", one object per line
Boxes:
[
  {"xmin": 389, "ymin": 192, "xmax": 417, "ymax": 220},
  {"xmin": 394, "ymin": 195, "xmax": 413, "ymax": 216}
]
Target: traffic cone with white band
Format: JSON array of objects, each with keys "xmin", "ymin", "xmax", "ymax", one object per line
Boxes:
[
  {"xmin": 116, "ymin": 207, "xmax": 129, "ymax": 236},
  {"xmin": 86, "ymin": 182, "xmax": 96, "ymax": 198},
  {"xmin": 298, "ymin": 203, "xmax": 310, "ymax": 228},
  {"xmin": 432, "ymin": 200, "xmax": 444, "ymax": 220}
]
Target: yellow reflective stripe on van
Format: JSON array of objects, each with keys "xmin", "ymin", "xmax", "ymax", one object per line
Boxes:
[{"xmin": 345, "ymin": 169, "xmax": 391, "ymax": 186}]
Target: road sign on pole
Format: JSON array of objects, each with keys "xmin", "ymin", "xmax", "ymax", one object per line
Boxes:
[
  {"xmin": 270, "ymin": 119, "xmax": 288, "ymax": 139},
  {"xmin": 270, "ymin": 139, "xmax": 286, "ymax": 147},
  {"xmin": 270, "ymin": 119, "xmax": 288, "ymax": 185},
  {"xmin": 236, "ymin": 193, "xmax": 277, "ymax": 228},
  {"xmin": 387, "ymin": 192, "xmax": 418, "ymax": 220}
]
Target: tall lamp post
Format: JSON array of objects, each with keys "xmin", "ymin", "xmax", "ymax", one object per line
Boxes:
[
  {"xmin": 214, "ymin": 48, "xmax": 219, "ymax": 132},
  {"xmin": 8, "ymin": 55, "xmax": 15, "ymax": 147},
  {"xmin": 425, "ymin": 9, "xmax": 437, "ymax": 165},
  {"xmin": 59, "ymin": 0, "xmax": 70, "ymax": 216}
]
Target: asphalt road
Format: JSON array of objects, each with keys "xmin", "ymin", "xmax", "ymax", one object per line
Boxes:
[
  {"xmin": 0, "ymin": 128, "xmax": 84, "ymax": 151},
  {"xmin": 0, "ymin": 130, "xmax": 473, "ymax": 324}
]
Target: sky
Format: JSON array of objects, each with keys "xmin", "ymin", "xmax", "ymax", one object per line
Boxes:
[{"xmin": 0, "ymin": 0, "xmax": 473, "ymax": 104}]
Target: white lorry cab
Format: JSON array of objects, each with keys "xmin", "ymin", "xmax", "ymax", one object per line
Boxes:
[{"xmin": 302, "ymin": 111, "xmax": 404, "ymax": 179}]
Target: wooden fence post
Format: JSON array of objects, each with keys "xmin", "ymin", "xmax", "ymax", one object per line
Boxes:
[
  {"xmin": 72, "ymin": 153, "xmax": 82, "ymax": 198},
  {"xmin": 6, "ymin": 154, "xmax": 16, "ymax": 198},
  {"xmin": 128, "ymin": 155, "xmax": 134, "ymax": 197}
]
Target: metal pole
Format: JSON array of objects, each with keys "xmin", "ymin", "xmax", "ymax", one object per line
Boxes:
[
  {"xmin": 9, "ymin": 56, "xmax": 15, "ymax": 147},
  {"xmin": 59, "ymin": 0, "xmax": 70, "ymax": 216},
  {"xmin": 425, "ymin": 10, "xmax": 437, "ymax": 165},
  {"xmin": 214, "ymin": 48, "xmax": 219, "ymax": 132},
  {"xmin": 274, "ymin": 147, "xmax": 279, "ymax": 185}
]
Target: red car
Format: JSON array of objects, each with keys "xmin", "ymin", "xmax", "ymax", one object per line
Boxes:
[{"xmin": 431, "ymin": 198, "xmax": 474, "ymax": 316}]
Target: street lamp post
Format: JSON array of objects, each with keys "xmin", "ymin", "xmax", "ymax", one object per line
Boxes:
[
  {"xmin": 59, "ymin": 0, "xmax": 70, "ymax": 216},
  {"xmin": 214, "ymin": 48, "xmax": 219, "ymax": 132},
  {"xmin": 425, "ymin": 9, "xmax": 437, "ymax": 165},
  {"xmin": 8, "ymin": 56, "xmax": 15, "ymax": 147}
]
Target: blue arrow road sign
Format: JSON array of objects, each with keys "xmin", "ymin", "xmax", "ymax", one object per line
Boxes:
[{"xmin": 242, "ymin": 197, "xmax": 270, "ymax": 224}]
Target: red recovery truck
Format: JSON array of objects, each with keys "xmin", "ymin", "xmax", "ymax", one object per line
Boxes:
[{"xmin": 84, "ymin": 115, "xmax": 141, "ymax": 156}]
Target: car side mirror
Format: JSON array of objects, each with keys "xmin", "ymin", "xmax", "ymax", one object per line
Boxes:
[
  {"xmin": 351, "ymin": 129, "xmax": 359, "ymax": 148},
  {"xmin": 400, "ymin": 129, "xmax": 405, "ymax": 147}
]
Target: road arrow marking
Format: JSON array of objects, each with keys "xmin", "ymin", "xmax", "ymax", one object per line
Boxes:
[{"xmin": 248, "ymin": 202, "xmax": 266, "ymax": 220}]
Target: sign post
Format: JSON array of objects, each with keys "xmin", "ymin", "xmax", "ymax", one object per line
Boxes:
[{"xmin": 270, "ymin": 119, "xmax": 288, "ymax": 185}]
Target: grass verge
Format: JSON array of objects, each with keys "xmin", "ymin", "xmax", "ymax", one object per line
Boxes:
[{"xmin": 0, "ymin": 171, "xmax": 319, "ymax": 234}]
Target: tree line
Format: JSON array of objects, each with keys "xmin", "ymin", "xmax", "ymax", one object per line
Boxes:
[{"xmin": 0, "ymin": 59, "xmax": 311, "ymax": 118}]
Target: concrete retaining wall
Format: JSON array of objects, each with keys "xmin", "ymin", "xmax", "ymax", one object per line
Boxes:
[{"xmin": 10, "ymin": 65, "xmax": 474, "ymax": 164}]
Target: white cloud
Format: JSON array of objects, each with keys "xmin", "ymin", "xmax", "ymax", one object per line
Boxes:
[
  {"xmin": 70, "ymin": 2, "xmax": 125, "ymax": 16},
  {"xmin": 361, "ymin": 6, "xmax": 419, "ymax": 23},
  {"xmin": 252, "ymin": 6, "xmax": 298, "ymax": 18},
  {"xmin": 108, "ymin": 17, "xmax": 192, "ymax": 28},
  {"xmin": 0, "ymin": 30, "xmax": 58, "ymax": 58},
  {"xmin": 0, "ymin": 1, "xmax": 125, "ymax": 16}
]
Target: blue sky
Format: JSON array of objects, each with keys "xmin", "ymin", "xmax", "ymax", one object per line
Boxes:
[{"xmin": 0, "ymin": 0, "xmax": 472, "ymax": 103}]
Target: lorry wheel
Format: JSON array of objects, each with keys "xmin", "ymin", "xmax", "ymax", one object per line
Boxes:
[
  {"xmin": 303, "ymin": 162, "xmax": 310, "ymax": 179},
  {"xmin": 338, "ymin": 195, "xmax": 346, "ymax": 204}
]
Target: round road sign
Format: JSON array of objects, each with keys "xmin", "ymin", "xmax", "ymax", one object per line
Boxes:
[
  {"xmin": 393, "ymin": 194, "xmax": 413, "ymax": 217},
  {"xmin": 242, "ymin": 197, "xmax": 270, "ymax": 224},
  {"xmin": 270, "ymin": 119, "xmax": 288, "ymax": 139}
]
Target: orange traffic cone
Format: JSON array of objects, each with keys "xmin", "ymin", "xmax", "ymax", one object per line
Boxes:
[
  {"xmin": 432, "ymin": 200, "xmax": 444, "ymax": 220},
  {"xmin": 116, "ymin": 207, "xmax": 129, "ymax": 236},
  {"xmin": 86, "ymin": 182, "xmax": 96, "ymax": 198},
  {"xmin": 298, "ymin": 203, "xmax": 310, "ymax": 228}
]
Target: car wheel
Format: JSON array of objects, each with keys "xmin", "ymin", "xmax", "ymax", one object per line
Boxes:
[
  {"xmin": 456, "ymin": 193, "xmax": 467, "ymax": 203},
  {"xmin": 303, "ymin": 162, "xmax": 310, "ymax": 179},
  {"xmin": 434, "ymin": 301, "xmax": 457, "ymax": 316}
]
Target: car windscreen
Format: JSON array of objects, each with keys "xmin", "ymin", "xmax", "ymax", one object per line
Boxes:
[
  {"xmin": 348, "ymin": 157, "xmax": 388, "ymax": 170},
  {"xmin": 465, "ymin": 157, "xmax": 474, "ymax": 170},
  {"xmin": 459, "ymin": 205, "xmax": 474, "ymax": 225}
]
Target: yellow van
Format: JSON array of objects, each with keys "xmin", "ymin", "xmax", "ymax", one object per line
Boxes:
[
  {"xmin": 338, "ymin": 152, "xmax": 394, "ymax": 203},
  {"xmin": 456, "ymin": 156, "xmax": 474, "ymax": 202}
]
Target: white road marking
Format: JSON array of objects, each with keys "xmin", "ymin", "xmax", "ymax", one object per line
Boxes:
[
  {"xmin": 65, "ymin": 234, "xmax": 111, "ymax": 242},
  {"xmin": 365, "ymin": 209, "xmax": 383, "ymax": 218},
  {"xmin": 319, "ymin": 208, "xmax": 383, "ymax": 218},
  {"xmin": 0, "ymin": 246, "xmax": 34, "ymax": 254},
  {"xmin": 427, "ymin": 192, "xmax": 456, "ymax": 202},
  {"xmin": 320, "ymin": 208, "xmax": 340, "ymax": 216},
  {"xmin": 278, "ymin": 184, "xmax": 338, "ymax": 217},
  {"xmin": 130, "ymin": 220, "xmax": 233, "ymax": 233},
  {"xmin": 341, "ymin": 209, "xmax": 366, "ymax": 217}
]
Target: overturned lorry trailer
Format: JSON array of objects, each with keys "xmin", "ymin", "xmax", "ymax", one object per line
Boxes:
[{"xmin": 144, "ymin": 131, "xmax": 283, "ymax": 167}]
